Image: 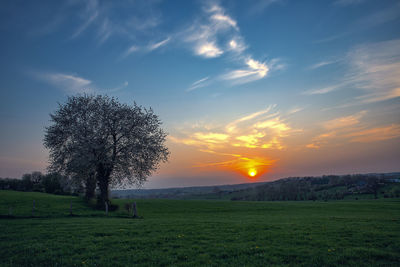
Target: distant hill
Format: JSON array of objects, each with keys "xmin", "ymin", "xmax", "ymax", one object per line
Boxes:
[
  {"xmin": 111, "ymin": 172, "xmax": 400, "ymax": 201},
  {"xmin": 111, "ymin": 181, "xmax": 269, "ymax": 199}
]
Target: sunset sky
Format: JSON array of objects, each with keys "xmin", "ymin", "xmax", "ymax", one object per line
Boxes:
[{"xmin": 0, "ymin": 0, "xmax": 399, "ymax": 188}]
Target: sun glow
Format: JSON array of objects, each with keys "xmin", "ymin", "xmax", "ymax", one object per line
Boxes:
[{"xmin": 248, "ymin": 168, "xmax": 257, "ymax": 177}]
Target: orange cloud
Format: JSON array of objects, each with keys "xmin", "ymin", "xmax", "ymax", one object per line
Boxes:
[
  {"xmin": 170, "ymin": 106, "xmax": 298, "ymax": 177},
  {"xmin": 307, "ymin": 111, "xmax": 400, "ymax": 149},
  {"xmin": 346, "ymin": 124, "xmax": 400, "ymax": 143},
  {"xmin": 323, "ymin": 111, "xmax": 366, "ymax": 130},
  {"xmin": 194, "ymin": 154, "xmax": 275, "ymax": 179}
]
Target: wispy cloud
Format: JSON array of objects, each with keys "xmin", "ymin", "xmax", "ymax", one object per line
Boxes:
[
  {"xmin": 35, "ymin": 72, "xmax": 93, "ymax": 93},
  {"xmin": 316, "ymin": 2, "xmax": 400, "ymax": 43},
  {"xmin": 306, "ymin": 111, "xmax": 400, "ymax": 149},
  {"xmin": 32, "ymin": 71, "xmax": 128, "ymax": 94},
  {"xmin": 196, "ymin": 42, "xmax": 223, "ymax": 58},
  {"xmin": 171, "ymin": 105, "xmax": 297, "ymax": 151},
  {"xmin": 222, "ymin": 58, "xmax": 269, "ymax": 84},
  {"xmin": 71, "ymin": 0, "xmax": 99, "ymax": 39},
  {"xmin": 226, "ymin": 105, "xmax": 276, "ymax": 133},
  {"xmin": 170, "ymin": 105, "xmax": 299, "ymax": 176},
  {"xmin": 303, "ymin": 84, "xmax": 344, "ymax": 95},
  {"xmin": 348, "ymin": 39, "xmax": 400, "ymax": 104},
  {"xmin": 121, "ymin": 45, "xmax": 139, "ymax": 58},
  {"xmin": 308, "ymin": 59, "xmax": 340, "ymax": 70},
  {"xmin": 192, "ymin": 154, "xmax": 275, "ymax": 177},
  {"xmin": 147, "ymin": 37, "xmax": 171, "ymax": 51},
  {"xmin": 179, "ymin": 2, "xmax": 280, "ymax": 86},
  {"xmin": 183, "ymin": 3, "xmax": 238, "ymax": 59},
  {"xmin": 120, "ymin": 37, "xmax": 171, "ymax": 59},
  {"xmin": 100, "ymin": 81, "xmax": 129, "ymax": 93},
  {"xmin": 304, "ymin": 39, "xmax": 400, "ymax": 104},
  {"xmin": 211, "ymin": 13, "xmax": 238, "ymax": 30},
  {"xmin": 287, "ymin": 107, "xmax": 304, "ymax": 115},
  {"xmin": 322, "ymin": 111, "xmax": 366, "ymax": 130},
  {"xmin": 247, "ymin": 0, "xmax": 282, "ymax": 15},
  {"xmin": 66, "ymin": 0, "xmax": 165, "ymax": 46},
  {"xmin": 345, "ymin": 124, "xmax": 400, "ymax": 143},
  {"xmin": 187, "ymin": 77, "xmax": 210, "ymax": 92},
  {"xmin": 228, "ymin": 38, "xmax": 246, "ymax": 53}
]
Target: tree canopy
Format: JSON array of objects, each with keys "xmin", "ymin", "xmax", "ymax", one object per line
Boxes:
[{"xmin": 44, "ymin": 95, "xmax": 169, "ymax": 205}]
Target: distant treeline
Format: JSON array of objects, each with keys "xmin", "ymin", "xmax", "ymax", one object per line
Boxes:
[
  {"xmin": 230, "ymin": 174, "xmax": 400, "ymax": 201},
  {"xmin": 0, "ymin": 172, "xmax": 80, "ymax": 195}
]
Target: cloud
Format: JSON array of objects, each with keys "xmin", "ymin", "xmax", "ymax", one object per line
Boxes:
[
  {"xmin": 196, "ymin": 42, "xmax": 223, "ymax": 58},
  {"xmin": 183, "ymin": 3, "xmax": 239, "ymax": 59},
  {"xmin": 306, "ymin": 111, "xmax": 400, "ymax": 149},
  {"xmin": 171, "ymin": 105, "xmax": 296, "ymax": 151},
  {"xmin": 228, "ymin": 38, "xmax": 246, "ymax": 53},
  {"xmin": 193, "ymin": 132, "xmax": 230, "ymax": 143},
  {"xmin": 120, "ymin": 37, "xmax": 171, "ymax": 59},
  {"xmin": 35, "ymin": 72, "xmax": 93, "ymax": 93},
  {"xmin": 247, "ymin": 0, "xmax": 282, "ymax": 15},
  {"xmin": 182, "ymin": 2, "xmax": 256, "ymax": 60},
  {"xmin": 308, "ymin": 59, "xmax": 340, "ymax": 70},
  {"xmin": 187, "ymin": 77, "xmax": 210, "ymax": 92},
  {"xmin": 122, "ymin": 45, "xmax": 139, "ymax": 58},
  {"xmin": 147, "ymin": 37, "xmax": 171, "ymax": 51},
  {"xmin": 348, "ymin": 39, "xmax": 400, "ymax": 104},
  {"xmin": 306, "ymin": 111, "xmax": 365, "ymax": 149},
  {"xmin": 193, "ymin": 155, "xmax": 275, "ymax": 177},
  {"xmin": 33, "ymin": 71, "xmax": 128, "ymax": 94},
  {"xmin": 303, "ymin": 85, "xmax": 342, "ymax": 95},
  {"xmin": 170, "ymin": 105, "xmax": 298, "ymax": 176},
  {"xmin": 101, "ymin": 81, "xmax": 129, "ymax": 93},
  {"xmin": 225, "ymin": 105, "xmax": 276, "ymax": 133},
  {"xmin": 315, "ymin": 2, "xmax": 400, "ymax": 43},
  {"xmin": 222, "ymin": 58, "xmax": 269, "ymax": 84},
  {"xmin": 322, "ymin": 111, "xmax": 366, "ymax": 130},
  {"xmin": 65, "ymin": 0, "xmax": 165, "ymax": 46},
  {"xmin": 345, "ymin": 124, "xmax": 400, "ymax": 143},
  {"xmin": 287, "ymin": 107, "xmax": 304, "ymax": 115},
  {"xmin": 211, "ymin": 13, "xmax": 238, "ymax": 30},
  {"xmin": 71, "ymin": 0, "xmax": 99, "ymax": 39},
  {"xmin": 304, "ymin": 39, "xmax": 400, "ymax": 104},
  {"xmin": 180, "ymin": 2, "xmax": 279, "ymax": 86}
]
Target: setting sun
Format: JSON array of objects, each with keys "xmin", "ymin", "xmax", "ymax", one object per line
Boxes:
[{"xmin": 248, "ymin": 169, "xmax": 257, "ymax": 177}]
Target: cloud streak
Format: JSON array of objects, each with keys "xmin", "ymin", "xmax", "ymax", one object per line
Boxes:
[
  {"xmin": 35, "ymin": 72, "xmax": 93, "ymax": 93},
  {"xmin": 32, "ymin": 71, "xmax": 128, "ymax": 94},
  {"xmin": 306, "ymin": 111, "xmax": 400, "ymax": 149},
  {"xmin": 147, "ymin": 37, "xmax": 171, "ymax": 51},
  {"xmin": 304, "ymin": 39, "xmax": 400, "ymax": 104},
  {"xmin": 308, "ymin": 59, "xmax": 340, "ymax": 70},
  {"xmin": 170, "ymin": 105, "xmax": 299, "ymax": 177},
  {"xmin": 121, "ymin": 37, "xmax": 171, "ymax": 59},
  {"xmin": 187, "ymin": 77, "xmax": 210, "ymax": 92},
  {"xmin": 222, "ymin": 58, "xmax": 269, "ymax": 84},
  {"xmin": 172, "ymin": 107, "xmax": 296, "ymax": 152},
  {"xmin": 71, "ymin": 0, "xmax": 99, "ymax": 39}
]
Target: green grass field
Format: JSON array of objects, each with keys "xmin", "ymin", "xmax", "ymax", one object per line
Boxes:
[{"xmin": 1, "ymin": 190, "xmax": 399, "ymax": 266}]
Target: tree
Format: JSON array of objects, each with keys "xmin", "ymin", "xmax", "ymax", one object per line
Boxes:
[{"xmin": 44, "ymin": 95, "xmax": 169, "ymax": 206}]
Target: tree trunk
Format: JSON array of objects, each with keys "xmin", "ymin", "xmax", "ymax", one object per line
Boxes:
[
  {"xmin": 85, "ymin": 172, "xmax": 96, "ymax": 200},
  {"xmin": 96, "ymin": 163, "xmax": 111, "ymax": 207}
]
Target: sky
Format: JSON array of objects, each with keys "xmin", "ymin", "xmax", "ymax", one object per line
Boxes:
[{"xmin": 0, "ymin": 0, "xmax": 399, "ymax": 189}]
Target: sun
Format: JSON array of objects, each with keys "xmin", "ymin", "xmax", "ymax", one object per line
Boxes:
[{"xmin": 248, "ymin": 168, "xmax": 257, "ymax": 177}]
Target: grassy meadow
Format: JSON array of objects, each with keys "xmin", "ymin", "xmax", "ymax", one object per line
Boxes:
[{"xmin": 1, "ymin": 190, "xmax": 400, "ymax": 266}]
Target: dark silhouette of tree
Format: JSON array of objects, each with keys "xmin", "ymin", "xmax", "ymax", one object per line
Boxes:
[{"xmin": 44, "ymin": 95, "xmax": 169, "ymax": 206}]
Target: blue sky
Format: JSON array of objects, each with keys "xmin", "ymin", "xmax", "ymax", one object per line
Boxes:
[{"xmin": 0, "ymin": 0, "xmax": 399, "ymax": 188}]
